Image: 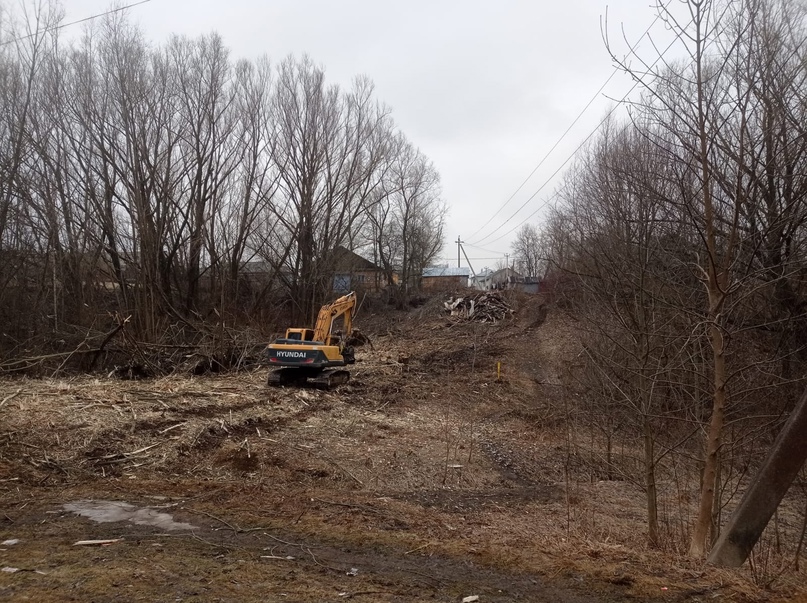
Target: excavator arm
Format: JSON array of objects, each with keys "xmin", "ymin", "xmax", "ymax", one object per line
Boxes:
[{"xmin": 313, "ymin": 291, "xmax": 356, "ymax": 346}]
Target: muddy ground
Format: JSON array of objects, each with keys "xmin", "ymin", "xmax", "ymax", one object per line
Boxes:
[{"xmin": 0, "ymin": 294, "xmax": 804, "ymax": 602}]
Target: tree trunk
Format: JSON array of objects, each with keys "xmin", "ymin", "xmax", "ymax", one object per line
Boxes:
[
  {"xmin": 644, "ymin": 414, "xmax": 659, "ymax": 547},
  {"xmin": 690, "ymin": 319, "xmax": 727, "ymax": 557}
]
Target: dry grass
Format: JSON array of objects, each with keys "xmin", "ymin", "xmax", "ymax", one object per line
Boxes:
[{"xmin": 0, "ymin": 294, "xmax": 805, "ymax": 602}]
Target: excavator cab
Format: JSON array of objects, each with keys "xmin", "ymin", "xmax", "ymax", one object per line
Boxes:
[
  {"xmin": 279, "ymin": 328, "xmax": 341, "ymax": 346},
  {"xmin": 283, "ymin": 328, "xmax": 316, "ymax": 342}
]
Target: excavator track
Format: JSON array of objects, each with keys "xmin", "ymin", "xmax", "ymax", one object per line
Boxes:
[
  {"xmin": 309, "ymin": 369, "xmax": 351, "ymax": 389},
  {"xmin": 267, "ymin": 367, "xmax": 350, "ymax": 389},
  {"xmin": 267, "ymin": 368, "xmax": 309, "ymax": 387}
]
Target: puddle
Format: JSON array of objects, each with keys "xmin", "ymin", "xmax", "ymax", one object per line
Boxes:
[{"xmin": 63, "ymin": 500, "xmax": 196, "ymax": 531}]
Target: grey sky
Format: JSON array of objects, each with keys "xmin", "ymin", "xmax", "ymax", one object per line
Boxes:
[{"xmin": 65, "ymin": 0, "xmax": 678, "ymax": 271}]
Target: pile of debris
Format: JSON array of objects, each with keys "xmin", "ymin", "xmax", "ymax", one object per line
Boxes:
[{"xmin": 444, "ymin": 291, "xmax": 514, "ymax": 323}]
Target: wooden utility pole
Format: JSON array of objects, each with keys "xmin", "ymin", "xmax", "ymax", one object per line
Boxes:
[{"xmin": 707, "ymin": 389, "xmax": 807, "ymax": 566}]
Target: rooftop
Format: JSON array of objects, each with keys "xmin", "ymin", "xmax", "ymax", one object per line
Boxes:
[{"xmin": 423, "ymin": 265, "xmax": 471, "ymax": 278}]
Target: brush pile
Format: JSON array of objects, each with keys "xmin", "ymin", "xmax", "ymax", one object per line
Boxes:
[{"xmin": 443, "ymin": 291, "xmax": 514, "ymax": 323}]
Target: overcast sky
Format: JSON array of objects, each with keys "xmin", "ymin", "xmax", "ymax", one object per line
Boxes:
[{"xmin": 62, "ymin": 0, "xmax": 681, "ymax": 271}]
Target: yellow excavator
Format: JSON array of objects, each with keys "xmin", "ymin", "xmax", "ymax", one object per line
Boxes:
[{"xmin": 265, "ymin": 291, "xmax": 357, "ymax": 388}]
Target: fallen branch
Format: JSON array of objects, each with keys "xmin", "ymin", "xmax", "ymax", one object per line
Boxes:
[
  {"xmin": 88, "ymin": 321, "xmax": 128, "ymax": 372},
  {"xmin": 0, "ymin": 349, "xmax": 101, "ymax": 372},
  {"xmin": 0, "ymin": 390, "xmax": 21, "ymax": 408},
  {"xmin": 183, "ymin": 508, "xmax": 270, "ymax": 534},
  {"xmin": 158, "ymin": 422, "xmax": 187, "ymax": 435},
  {"xmin": 404, "ymin": 542, "xmax": 434, "ymax": 555},
  {"xmin": 444, "ymin": 291, "xmax": 514, "ymax": 322},
  {"xmin": 89, "ymin": 442, "xmax": 164, "ymax": 464},
  {"xmin": 315, "ymin": 455, "xmax": 364, "ymax": 486}
]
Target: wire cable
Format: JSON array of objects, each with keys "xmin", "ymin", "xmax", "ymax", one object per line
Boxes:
[
  {"xmin": 465, "ymin": 69, "xmax": 621, "ymax": 242},
  {"xmin": 467, "ymin": 6, "xmax": 666, "ymax": 245},
  {"xmin": 471, "ymin": 14, "xmax": 685, "ymax": 247},
  {"xmin": 0, "ymin": 0, "xmax": 153, "ymax": 47},
  {"xmin": 463, "ymin": 242, "xmax": 507, "ymax": 255},
  {"xmin": 437, "ymin": 256, "xmax": 504, "ymax": 262}
]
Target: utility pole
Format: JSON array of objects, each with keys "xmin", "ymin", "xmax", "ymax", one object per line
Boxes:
[
  {"xmin": 708, "ymin": 389, "xmax": 807, "ymax": 566},
  {"xmin": 459, "ymin": 243, "xmax": 477, "ymax": 279},
  {"xmin": 452, "ymin": 237, "xmax": 478, "ymax": 285}
]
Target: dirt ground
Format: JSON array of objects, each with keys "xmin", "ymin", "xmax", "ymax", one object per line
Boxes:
[{"xmin": 0, "ymin": 293, "xmax": 804, "ymax": 602}]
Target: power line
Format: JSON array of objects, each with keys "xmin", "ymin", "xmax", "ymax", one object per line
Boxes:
[
  {"xmin": 476, "ymin": 192, "xmax": 560, "ymax": 248},
  {"xmin": 474, "ymin": 79, "xmax": 651, "ymax": 248},
  {"xmin": 471, "ymin": 12, "xmax": 684, "ymax": 248},
  {"xmin": 466, "ymin": 70, "xmax": 621, "ymax": 243},
  {"xmin": 467, "ymin": 7, "xmax": 665, "ymax": 246},
  {"xmin": 463, "ymin": 242, "xmax": 507, "ymax": 255},
  {"xmin": 437, "ymin": 256, "xmax": 504, "ymax": 262},
  {"xmin": 0, "ymin": 0, "xmax": 153, "ymax": 47}
]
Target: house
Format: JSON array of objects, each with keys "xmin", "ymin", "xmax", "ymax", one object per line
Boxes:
[
  {"xmin": 481, "ymin": 267, "xmax": 524, "ymax": 290},
  {"xmin": 235, "ymin": 248, "xmax": 387, "ymax": 293},
  {"xmin": 331, "ymin": 246, "xmax": 388, "ymax": 293},
  {"xmin": 240, "ymin": 260, "xmax": 275, "ymax": 286},
  {"xmin": 515, "ymin": 276, "xmax": 542, "ymax": 294},
  {"xmin": 421, "ymin": 265, "xmax": 470, "ymax": 291},
  {"xmin": 470, "ymin": 267, "xmax": 494, "ymax": 290}
]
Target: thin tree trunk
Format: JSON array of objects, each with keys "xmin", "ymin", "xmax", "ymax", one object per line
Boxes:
[
  {"xmin": 644, "ymin": 413, "xmax": 659, "ymax": 547},
  {"xmin": 690, "ymin": 319, "xmax": 727, "ymax": 557}
]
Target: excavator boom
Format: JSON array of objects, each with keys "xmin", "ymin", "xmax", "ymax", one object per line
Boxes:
[{"xmin": 313, "ymin": 292, "xmax": 356, "ymax": 344}]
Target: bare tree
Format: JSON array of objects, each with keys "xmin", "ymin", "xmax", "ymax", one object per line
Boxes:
[
  {"xmin": 104, "ymin": 15, "xmax": 187, "ymax": 339},
  {"xmin": 511, "ymin": 224, "xmax": 543, "ymax": 277},
  {"xmin": 268, "ymin": 56, "xmax": 393, "ymax": 322},
  {"xmin": 587, "ymin": 0, "xmax": 807, "ymax": 556},
  {"xmin": 0, "ymin": 4, "xmax": 445, "ymax": 360},
  {"xmin": 553, "ymin": 117, "xmax": 704, "ymax": 546},
  {"xmin": 0, "ymin": 1, "xmax": 63, "ymax": 338},
  {"xmin": 169, "ymin": 33, "xmax": 238, "ymax": 314},
  {"xmin": 214, "ymin": 56, "xmax": 279, "ymax": 319},
  {"xmin": 369, "ymin": 133, "xmax": 445, "ymax": 307}
]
